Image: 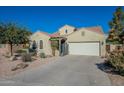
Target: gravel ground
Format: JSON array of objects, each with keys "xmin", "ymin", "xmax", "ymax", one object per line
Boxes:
[
  {"xmin": 108, "ymin": 73, "xmax": 124, "ymax": 86},
  {"xmin": 0, "ymin": 54, "xmax": 59, "ymax": 78}
]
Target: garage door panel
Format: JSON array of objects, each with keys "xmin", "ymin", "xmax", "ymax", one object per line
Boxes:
[{"xmin": 68, "ymin": 42, "xmax": 99, "ymax": 56}]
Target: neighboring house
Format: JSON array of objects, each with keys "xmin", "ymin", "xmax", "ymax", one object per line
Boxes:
[{"xmin": 30, "ymin": 24, "xmax": 106, "ymax": 56}]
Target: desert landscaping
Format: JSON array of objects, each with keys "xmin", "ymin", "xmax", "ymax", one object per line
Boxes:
[
  {"xmin": 0, "ymin": 6, "xmax": 124, "ymax": 86},
  {"xmin": 0, "ymin": 53, "xmax": 59, "ymax": 78}
]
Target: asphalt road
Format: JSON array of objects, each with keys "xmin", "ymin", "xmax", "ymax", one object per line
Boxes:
[{"xmin": 0, "ymin": 55, "xmax": 111, "ymax": 86}]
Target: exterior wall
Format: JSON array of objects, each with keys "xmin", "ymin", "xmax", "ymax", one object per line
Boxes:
[
  {"xmin": 30, "ymin": 31, "xmax": 52, "ymax": 56},
  {"xmin": 59, "ymin": 25, "xmax": 75, "ymax": 36},
  {"xmin": 0, "ymin": 44, "xmax": 9, "ymax": 55},
  {"xmin": 107, "ymin": 44, "xmax": 123, "ymax": 52},
  {"xmin": 66, "ymin": 28, "xmax": 106, "ymax": 56},
  {"xmin": 12, "ymin": 44, "xmax": 24, "ymax": 53},
  {"xmin": 0, "ymin": 44, "xmax": 24, "ymax": 55}
]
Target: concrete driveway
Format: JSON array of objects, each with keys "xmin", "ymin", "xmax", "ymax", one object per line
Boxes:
[{"xmin": 0, "ymin": 55, "xmax": 111, "ymax": 86}]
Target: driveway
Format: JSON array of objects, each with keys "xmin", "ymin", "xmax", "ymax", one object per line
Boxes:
[{"xmin": 0, "ymin": 55, "xmax": 111, "ymax": 86}]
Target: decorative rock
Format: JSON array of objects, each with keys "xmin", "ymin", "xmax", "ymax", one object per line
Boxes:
[
  {"xmin": 11, "ymin": 63, "xmax": 29, "ymax": 71},
  {"xmin": 22, "ymin": 53, "xmax": 32, "ymax": 62},
  {"xmin": 55, "ymin": 50, "xmax": 59, "ymax": 56},
  {"xmin": 10, "ymin": 56, "xmax": 17, "ymax": 61},
  {"xmin": 16, "ymin": 56, "xmax": 22, "ymax": 60}
]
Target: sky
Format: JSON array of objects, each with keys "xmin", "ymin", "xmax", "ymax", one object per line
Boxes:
[{"xmin": 0, "ymin": 6, "xmax": 123, "ymax": 34}]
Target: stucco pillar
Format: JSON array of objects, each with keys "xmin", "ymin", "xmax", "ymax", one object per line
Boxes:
[{"xmin": 59, "ymin": 39, "xmax": 61, "ymax": 56}]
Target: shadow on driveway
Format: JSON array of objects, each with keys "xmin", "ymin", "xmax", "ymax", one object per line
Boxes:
[{"xmin": 95, "ymin": 61, "xmax": 120, "ymax": 76}]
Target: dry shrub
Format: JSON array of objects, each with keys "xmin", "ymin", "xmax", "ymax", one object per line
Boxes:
[{"xmin": 107, "ymin": 48, "xmax": 124, "ymax": 75}]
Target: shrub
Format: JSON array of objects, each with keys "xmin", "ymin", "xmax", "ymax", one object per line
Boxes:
[
  {"xmin": 29, "ymin": 48, "xmax": 36, "ymax": 56},
  {"xmin": 22, "ymin": 53, "xmax": 32, "ymax": 62},
  {"xmin": 40, "ymin": 53, "xmax": 46, "ymax": 58},
  {"xmin": 16, "ymin": 49, "xmax": 27, "ymax": 55},
  {"xmin": 29, "ymin": 48, "xmax": 35, "ymax": 53},
  {"xmin": 107, "ymin": 49, "xmax": 124, "ymax": 75},
  {"xmin": 4, "ymin": 52, "xmax": 11, "ymax": 58}
]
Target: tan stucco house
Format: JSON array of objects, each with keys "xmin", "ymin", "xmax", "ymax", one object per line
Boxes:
[
  {"xmin": 30, "ymin": 25, "xmax": 106, "ymax": 56},
  {"xmin": 30, "ymin": 31, "xmax": 52, "ymax": 56}
]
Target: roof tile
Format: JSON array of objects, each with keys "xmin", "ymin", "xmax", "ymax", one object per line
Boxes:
[{"xmin": 85, "ymin": 26, "xmax": 104, "ymax": 35}]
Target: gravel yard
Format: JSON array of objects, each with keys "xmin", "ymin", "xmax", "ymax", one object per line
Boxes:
[
  {"xmin": 108, "ymin": 73, "xmax": 124, "ymax": 86},
  {"xmin": 0, "ymin": 54, "xmax": 59, "ymax": 78}
]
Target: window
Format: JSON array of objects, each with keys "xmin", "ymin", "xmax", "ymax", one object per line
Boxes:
[
  {"xmin": 40, "ymin": 40, "xmax": 43, "ymax": 49},
  {"xmin": 65, "ymin": 30, "xmax": 68, "ymax": 34},
  {"xmin": 82, "ymin": 31, "xmax": 85, "ymax": 36}
]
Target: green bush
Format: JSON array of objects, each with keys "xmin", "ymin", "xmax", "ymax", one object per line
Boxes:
[
  {"xmin": 29, "ymin": 48, "xmax": 35, "ymax": 53},
  {"xmin": 29, "ymin": 48, "xmax": 36, "ymax": 56},
  {"xmin": 16, "ymin": 49, "xmax": 27, "ymax": 54},
  {"xmin": 107, "ymin": 50, "xmax": 124, "ymax": 75},
  {"xmin": 40, "ymin": 53, "xmax": 46, "ymax": 58}
]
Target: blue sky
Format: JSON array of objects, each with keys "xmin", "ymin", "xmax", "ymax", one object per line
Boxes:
[{"xmin": 0, "ymin": 6, "xmax": 123, "ymax": 34}]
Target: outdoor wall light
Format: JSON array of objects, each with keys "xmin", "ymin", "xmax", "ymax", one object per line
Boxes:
[{"xmin": 101, "ymin": 41, "xmax": 104, "ymax": 45}]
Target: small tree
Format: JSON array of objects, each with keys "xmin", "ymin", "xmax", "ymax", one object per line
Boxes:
[
  {"xmin": 0, "ymin": 23, "xmax": 32, "ymax": 56},
  {"xmin": 0, "ymin": 23, "xmax": 6, "ymax": 44}
]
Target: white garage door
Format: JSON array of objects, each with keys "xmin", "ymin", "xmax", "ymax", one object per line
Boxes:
[{"xmin": 68, "ymin": 42, "xmax": 100, "ymax": 56}]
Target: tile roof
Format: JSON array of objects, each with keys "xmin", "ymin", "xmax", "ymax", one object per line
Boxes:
[
  {"xmin": 84, "ymin": 26, "xmax": 104, "ymax": 35},
  {"xmin": 35, "ymin": 25, "xmax": 104, "ymax": 38},
  {"xmin": 49, "ymin": 32, "xmax": 60, "ymax": 37}
]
